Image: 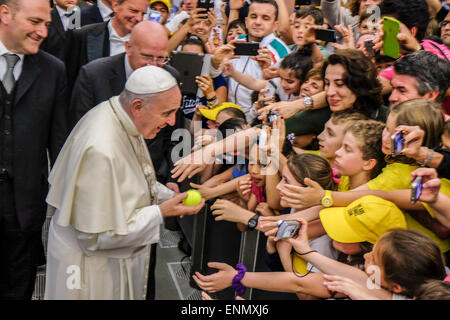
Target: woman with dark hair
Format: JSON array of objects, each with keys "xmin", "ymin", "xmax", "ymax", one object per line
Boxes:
[{"xmin": 321, "ymin": 48, "xmax": 387, "ymax": 121}]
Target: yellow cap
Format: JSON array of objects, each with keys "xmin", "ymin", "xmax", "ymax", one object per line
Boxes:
[
  {"xmin": 199, "ymin": 102, "xmax": 243, "ymax": 121},
  {"xmin": 150, "ymin": 0, "xmax": 171, "ymax": 10},
  {"xmin": 319, "ymin": 195, "xmax": 407, "ymax": 244}
]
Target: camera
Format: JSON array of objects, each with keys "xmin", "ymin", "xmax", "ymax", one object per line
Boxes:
[
  {"xmin": 276, "ymin": 220, "xmax": 301, "ymax": 239},
  {"xmin": 390, "ymin": 131, "xmax": 404, "ymax": 156},
  {"xmin": 411, "ymin": 176, "xmax": 423, "ymax": 204}
]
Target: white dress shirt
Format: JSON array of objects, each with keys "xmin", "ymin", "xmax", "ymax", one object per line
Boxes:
[
  {"xmin": 0, "ymin": 40, "xmax": 24, "ymax": 83},
  {"xmin": 98, "ymin": 0, "xmax": 114, "ymax": 21},
  {"xmin": 55, "ymin": 5, "xmax": 71, "ymax": 31},
  {"xmin": 108, "ymin": 20, "xmax": 130, "ymax": 56}
]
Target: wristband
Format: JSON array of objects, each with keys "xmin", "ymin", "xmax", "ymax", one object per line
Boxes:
[{"xmin": 231, "ymin": 264, "xmax": 247, "ymax": 296}]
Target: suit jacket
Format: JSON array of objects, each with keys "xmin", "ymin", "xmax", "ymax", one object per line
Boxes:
[
  {"xmin": 66, "ymin": 21, "xmax": 109, "ymax": 91},
  {"xmin": 69, "ymin": 52, "xmax": 183, "ymax": 183},
  {"xmin": 80, "ymin": 3, "xmax": 103, "ymax": 26},
  {"xmin": 1, "ymin": 51, "xmax": 69, "ymax": 233},
  {"xmin": 40, "ymin": 8, "xmax": 69, "ymax": 63}
]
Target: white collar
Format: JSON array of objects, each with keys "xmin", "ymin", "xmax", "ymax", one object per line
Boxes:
[
  {"xmin": 0, "ymin": 40, "xmax": 25, "ymax": 61},
  {"xmin": 55, "ymin": 5, "xmax": 68, "ymax": 18},
  {"xmin": 259, "ymin": 33, "xmax": 276, "ymax": 48},
  {"xmin": 108, "ymin": 19, "xmax": 131, "ymax": 41},
  {"xmin": 97, "ymin": 0, "xmax": 114, "ymax": 20}
]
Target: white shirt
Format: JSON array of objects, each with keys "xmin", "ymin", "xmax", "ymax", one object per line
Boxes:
[
  {"xmin": 108, "ymin": 20, "xmax": 130, "ymax": 56},
  {"xmin": 98, "ymin": 0, "xmax": 114, "ymax": 21},
  {"xmin": 55, "ymin": 5, "xmax": 71, "ymax": 31},
  {"xmin": 0, "ymin": 40, "xmax": 24, "ymax": 83}
]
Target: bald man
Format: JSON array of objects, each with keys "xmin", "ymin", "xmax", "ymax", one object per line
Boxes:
[{"xmin": 69, "ymin": 22, "xmax": 183, "ymax": 299}]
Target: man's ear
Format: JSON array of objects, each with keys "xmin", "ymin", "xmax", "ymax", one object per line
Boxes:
[
  {"xmin": 423, "ymin": 90, "xmax": 440, "ymax": 102},
  {"xmin": 0, "ymin": 4, "xmax": 13, "ymax": 26},
  {"xmin": 130, "ymin": 98, "xmax": 144, "ymax": 117},
  {"xmin": 410, "ymin": 26, "xmax": 418, "ymax": 38},
  {"xmin": 391, "ymin": 282, "xmax": 405, "ymax": 294}
]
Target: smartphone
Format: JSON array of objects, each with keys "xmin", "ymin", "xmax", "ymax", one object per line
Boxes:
[
  {"xmin": 197, "ymin": 0, "xmax": 214, "ymax": 17},
  {"xmin": 210, "ymin": 27, "xmax": 223, "ymax": 46},
  {"xmin": 233, "ymin": 42, "xmax": 260, "ymax": 56},
  {"xmin": 315, "ymin": 29, "xmax": 337, "ymax": 43},
  {"xmin": 382, "ymin": 16, "xmax": 400, "ymax": 59},
  {"xmin": 295, "ymin": 0, "xmax": 312, "ymax": 6},
  {"xmin": 364, "ymin": 38, "xmax": 376, "ymax": 57},
  {"xmin": 276, "ymin": 220, "xmax": 301, "ymax": 239},
  {"xmin": 149, "ymin": 9, "xmax": 162, "ymax": 23},
  {"xmin": 411, "ymin": 176, "xmax": 423, "ymax": 204},
  {"xmin": 390, "ymin": 131, "xmax": 404, "ymax": 156}
]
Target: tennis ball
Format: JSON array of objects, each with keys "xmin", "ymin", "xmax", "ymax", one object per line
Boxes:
[{"xmin": 182, "ymin": 189, "xmax": 203, "ymax": 207}]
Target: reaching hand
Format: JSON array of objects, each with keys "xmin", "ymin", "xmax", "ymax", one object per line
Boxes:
[
  {"xmin": 258, "ymin": 99, "xmax": 302, "ymax": 120},
  {"xmin": 372, "ymin": 19, "xmax": 421, "ymax": 55},
  {"xmin": 322, "ymin": 274, "xmax": 380, "ymax": 300},
  {"xmin": 279, "ymin": 178, "xmax": 325, "ymax": 210},
  {"xmin": 332, "ymin": 24, "xmax": 355, "ymax": 50},
  {"xmin": 192, "ymin": 262, "xmax": 238, "ymax": 293},
  {"xmin": 210, "ymin": 198, "xmax": 250, "ymax": 223},
  {"xmin": 411, "ymin": 168, "xmax": 442, "ymax": 204},
  {"xmin": 189, "ymin": 182, "xmax": 217, "ymax": 200},
  {"xmin": 396, "ymin": 125, "xmax": 424, "ymax": 160},
  {"xmin": 196, "ymin": 74, "xmax": 215, "ymax": 99},
  {"xmin": 284, "ymin": 218, "xmax": 311, "ymax": 253},
  {"xmin": 255, "ymin": 202, "xmax": 273, "ymax": 216},
  {"xmin": 237, "ymin": 177, "xmax": 252, "ymax": 202}
]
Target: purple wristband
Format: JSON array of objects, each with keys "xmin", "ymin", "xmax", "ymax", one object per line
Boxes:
[{"xmin": 231, "ymin": 264, "xmax": 247, "ymax": 296}]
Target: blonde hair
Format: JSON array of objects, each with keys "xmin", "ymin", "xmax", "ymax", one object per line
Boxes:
[{"xmin": 330, "ymin": 110, "xmax": 369, "ymax": 128}]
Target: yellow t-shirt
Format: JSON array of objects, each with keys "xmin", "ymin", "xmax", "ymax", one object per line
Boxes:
[
  {"xmin": 338, "ymin": 175, "xmax": 350, "ymax": 192},
  {"xmin": 367, "ymin": 162, "xmax": 450, "ymax": 252},
  {"xmin": 304, "ymin": 150, "xmax": 322, "ymax": 157}
]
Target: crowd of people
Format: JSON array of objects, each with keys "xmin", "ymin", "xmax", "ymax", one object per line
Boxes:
[{"xmin": 0, "ymin": 0, "xmax": 450, "ymax": 300}]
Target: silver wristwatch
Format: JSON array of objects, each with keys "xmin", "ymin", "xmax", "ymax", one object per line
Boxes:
[{"xmin": 303, "ymin": 96, "xmax": 313, "ymax": 110}]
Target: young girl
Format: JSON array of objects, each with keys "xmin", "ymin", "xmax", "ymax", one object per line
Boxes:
[{"xmin": 192, "ymin": 199, "xmax": 411, "ymax": 300}]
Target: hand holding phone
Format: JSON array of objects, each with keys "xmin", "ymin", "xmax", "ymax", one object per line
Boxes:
[
  {"xmin": 276, "ymin": 220, "xmax": 301, "ymax": 239},
  {"xmin": 149, "ymin": 10, "xmax": 162, "ymax": 23}
]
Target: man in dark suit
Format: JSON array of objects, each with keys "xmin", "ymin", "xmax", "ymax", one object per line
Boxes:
[
  {"xmin": 80, "ymin": 0, "xmax": 113, "ymax": 26},
  {"xmin": 66, "ymin": 0, "xmax": 147, "ymax": 89},
  {"xmin": 70, "ymin": 21, "xmax": 183, "ymax": 299},
  {"xmin": 40, "ymin": 0, "xmax": 80, "ymax": 62},
  {"xmin": 0, "ymin": 0, "xmax": 68, "ymax": 299}
]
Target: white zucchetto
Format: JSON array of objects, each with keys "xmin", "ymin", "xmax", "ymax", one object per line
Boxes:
[{"xmin": 125, "ymin": 65, "xmax": 177, "ymax": 94}]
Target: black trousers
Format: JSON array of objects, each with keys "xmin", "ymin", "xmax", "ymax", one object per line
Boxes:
[{"xmin": 0, "ymin": 179, "xmax": 44, "ymax": 300}]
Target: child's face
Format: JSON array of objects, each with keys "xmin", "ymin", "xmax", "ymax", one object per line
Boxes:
[
  {"xmin": 334, "ymin": 132, "xmax": 368, "ymax": 177},
  {"xmin": 279, "ymin": 68, "xmax": 301, "ymax": 95},
  {"xmin": 442, "ymin": 132, "xmax": 450, "ymax": 149},
  {"xmin": 317, "ymin": 119, "xmax": 347, "ymax": 162},
  {"xmin": 381, "ymin": 113, "xmax": 398, "ymax": 155},
  {"xmin": 226, "ymin": 25, "xmax": 246, "ymax": 43},
  {"xmin": 325, "ymin": 64, "xmax": 357, "ymax": 112},
  {"xmin": 300, "ymin": 76, "xmax": 324, "ymax": 97},
  {"xmin": 291, "ymin": 15, "xmax": 316, "ymax": 47},
  {"xmin": 332, "ymin": 241, "xmax": 362, "ymax": 255},
  {"xmin": 248, "ymin": 145, "xmax": 266, "ymax": 187},
  {"xmin": 276, "ymin": 166, "xmax": 302, "ymax": 208}
]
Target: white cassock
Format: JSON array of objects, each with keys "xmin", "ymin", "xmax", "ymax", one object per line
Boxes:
[{"xmin": 44, "ymin": 96, "xmax": 174, "ymax": 300}]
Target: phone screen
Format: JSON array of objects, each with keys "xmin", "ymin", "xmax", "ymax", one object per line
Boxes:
[
  {"xmin": 149, "ymin": 10, "xmax": 162, "ymax": 22},
  {"xmin": 276, "ymin": 220, "xmax": 300, "ymax": 239},
  {"xmin": 391, "ymin": 131, "xmax": 404, "ymax": 156},
  {"xmin": 411, "ymin": 176, "xmax": 423, "ymax": 204}
]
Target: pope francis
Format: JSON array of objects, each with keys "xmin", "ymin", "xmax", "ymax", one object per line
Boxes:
[{"xmin": 44, "ymin": 66, "xmax": 205, "ymax": 300}]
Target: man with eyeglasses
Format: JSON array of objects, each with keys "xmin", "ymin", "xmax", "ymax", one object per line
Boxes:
[{"xmin": 69, "ymin": 20, "xmax": 184, "ymax": 300}]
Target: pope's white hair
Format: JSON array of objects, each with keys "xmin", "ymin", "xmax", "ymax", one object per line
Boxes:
[{"xmin": 119, "ymin": 89, "xmax": 157, "ymax": 109}]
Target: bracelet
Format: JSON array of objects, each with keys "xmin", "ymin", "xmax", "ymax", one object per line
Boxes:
[
  {"xmin": 206, "ymin": 95, "xmax": 217, "ymax": 102},
  {"xmin": 231, "ymin": 264, "xmax": 247, "ymax": 296},
  {"xmin": 418, "ymin": 148, "xmax": 435, "ymax": 167},
  {"xmin": 294, "ymin": 250, "xmax": 318, "ymax": 257}
]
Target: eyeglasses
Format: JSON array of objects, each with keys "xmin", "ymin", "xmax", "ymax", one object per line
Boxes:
[
  {"xmin": 141, "ymin": 54, "xmax": 170, "ymax": 64},
  {"xmin": 439, "ymin": 20, "xmax": 450, "ymax": 28}
]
